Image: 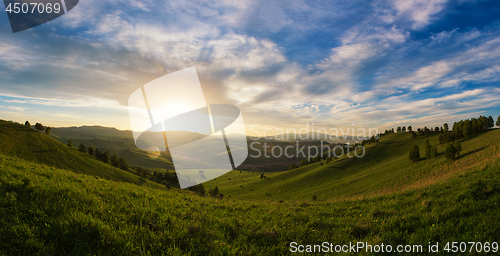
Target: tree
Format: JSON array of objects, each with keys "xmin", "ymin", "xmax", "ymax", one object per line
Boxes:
[
  {"xmin": 411, "ymin": 131, "xmax": 417, "ymax": 139},
  {"xmin": 88, "ymin": 146, "xmax": 95, "ymax": 156},
  {"xmin": 25, "ymin": 121, "xmax": 31, "ymax": 127},
  {"xmin": 210, "ymin": 186, "xmax": 220, "ymax": 198},
  {"xmin": 402, "ymin": 126, "xmax": 406, "ymax": 132},
  {"xmin": 431, "ymin": 146, "xmax": 438, "ymax": 158},
  {"xmin": 497, "ymin": 116, "xmax": 500, "ymax": 127},
  {"xmin": 190, "ymin": 184, "xmax": 206, "ymax": 196},
  {"xmin": 434, "ymin": 127, "xmax": 439, "ymax": 133},
  {"xmin": 35, "ymin": 123, "xmax": 45, "ymax": 132},
  {"xmin": 101, "ymin": 151, "xmax": 110, "ymax": 163},
  {"xmin": 438, "ymin": 134, "xmax": 444, "ymax": 144},
  {"xmin": 408, "ymin": 126, "xmax": 412, "ymax": 132},
  {"xmin": 409, "ymin": 145, "xmax": 420, "ymax": 162},
  {"xmin": 78, "ymin": 143, "xmax": 86, "ymax": 153},
  {"xmin": 118, "ymin": 157, "xmax": 129, "ymax": 171},
  {"xmin": 110, "ymin": 153, "xmax": 119, "ymax": 167},
  {"xmin": 67, "ymin": 140, "xmax": 73, "ymax": 147},
  {"xmin": 397, "ymin": 127, "xmax": 401, "ymax": 133},
  {"xmin": 488, "ymin": 116, "xmax": 494, "ymax": 128},
  {"xmin": 94, "ymin": 148, "xmax": 101, "ymax": 158},
  {"xmin": 424, "ymin": 139, "xmax": 432, "ymax": 159},
  {"xmin": 44, "ymin": 127, "xmax": 51, "ymax": 136},
  {"xmin": 443, "ymin": 123, "xmax": 449, "ymax": 132},
  {"xmin": 445, "ymin": 144, "xmax": 457, "ymax": 160}
]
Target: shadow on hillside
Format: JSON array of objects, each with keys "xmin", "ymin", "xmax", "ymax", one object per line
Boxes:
[
  {"xmin": 456, "ymin": 146, "xmax": 487, "ymax": 159},
  {"xmin": 458, "ymin": 129, "xmax": 495, "ymax": 143}
]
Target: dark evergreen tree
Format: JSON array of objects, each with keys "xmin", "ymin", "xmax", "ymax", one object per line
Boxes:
[
  {"xmin": 446, "ymin": 144, "xmax": 457, "ymax": 160},
  {"xmin": 110, "ymin": 153, "xmax": 119, "ymax": 167},
  {"xmin": 409, "ymin": 145, "xmax": 420, "ymax": 162},
  {"xmin": 118, "ymin": 157, "xmax": 129, "ymax": 171},
  {"xmin": 78, "ymin": 143, "xmax": 86, "ymax": 153},
  {"xmin": 88, "ymin": 146, "xmax": 95, "ymax": 156},
  {"xmin": 424, "ymin": 139, "xmax": 432, "ymax": 159}
]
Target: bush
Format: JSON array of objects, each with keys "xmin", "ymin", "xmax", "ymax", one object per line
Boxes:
[
  {"xmin": 409, "ymin": 145, "xmax": 420, "ymax": 162},
  {"xmin": 44, "ymin": 127, "xmax": 51, "ymax": 136},
  {"xmin": 67, "ymin": 140, "xmax": 73, "ymax": 147}
]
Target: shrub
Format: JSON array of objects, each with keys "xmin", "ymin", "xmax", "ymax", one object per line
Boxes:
[{"xmin": 67, "ymin": 140, "xmax": 73, "ymax": 147}]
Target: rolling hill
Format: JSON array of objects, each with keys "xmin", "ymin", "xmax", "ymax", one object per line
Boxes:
[
  {"xmin": 206, "ymin": 128, "xmax": 500, "ymax": 201},
  {"xmin": 0, "ymin": 120, "xmax": 163, "ymax": 189},
  {"xmin": 1, "ymin": 119, "xmax": 499, "ymax": 255}
]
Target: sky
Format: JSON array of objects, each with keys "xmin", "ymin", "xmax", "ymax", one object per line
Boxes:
[{"xmin": 0, "ymin": 0, "xmax": 500, "ymax": 136}]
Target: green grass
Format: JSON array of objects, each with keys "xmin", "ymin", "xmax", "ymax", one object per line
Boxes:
[
  {"xmin": 0, "ymin": 120, "xmax": 163, "ymax": 189},
  {"xmin": 1, "ymin": 120, "xmax": 500, "ymax": 255},
  {"xmin": 206, "ymin": 129, "xmax": 500, "ymax": 201}
]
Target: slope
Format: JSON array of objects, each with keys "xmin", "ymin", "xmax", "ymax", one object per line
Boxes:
[
  {"xmin": 0, "ymin": 120, "xmax": 163, "ymax": 189},
  {"xmin": 1, "ymin": 139, "xmax": 499, "ymax": 255},
  {"xmin": 205, "ymin": 128, "xmax": 500, "ymax": 201}
]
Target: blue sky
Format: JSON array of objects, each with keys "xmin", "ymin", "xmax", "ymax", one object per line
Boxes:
[{"xmin": 0, "ymin": 0, "xmax": 499, "ymax": 135}]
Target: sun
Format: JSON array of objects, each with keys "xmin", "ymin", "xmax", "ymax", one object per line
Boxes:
[{"xmin": 154, "ymin": 101, "xmax": 193, "ymax": 120}]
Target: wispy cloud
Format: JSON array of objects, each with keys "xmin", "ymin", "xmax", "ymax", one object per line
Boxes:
[{"xmin": 0, "ymin": 0, "xmax": 499, "ymax": 132}]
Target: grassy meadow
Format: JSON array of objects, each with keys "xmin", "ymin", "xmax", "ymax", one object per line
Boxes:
[{"xmin": 1, "ymin": 120, "xmax": 500, "ymax": 255}]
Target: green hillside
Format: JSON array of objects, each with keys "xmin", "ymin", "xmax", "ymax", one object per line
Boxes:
[
  {"xmin": 0, "ymin": 120, "xmax": 163, "ymax": 189},
  {"xmin": 1, "ymin": 134, "xmax": 499, "ymax": 255},
  {"xmin": 1, "ymin": 120, "xmax": 500, "ymax": 255},
  {"xmin": 206, "ymin": 129, "xmax": 500, "ymax": 201}
]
